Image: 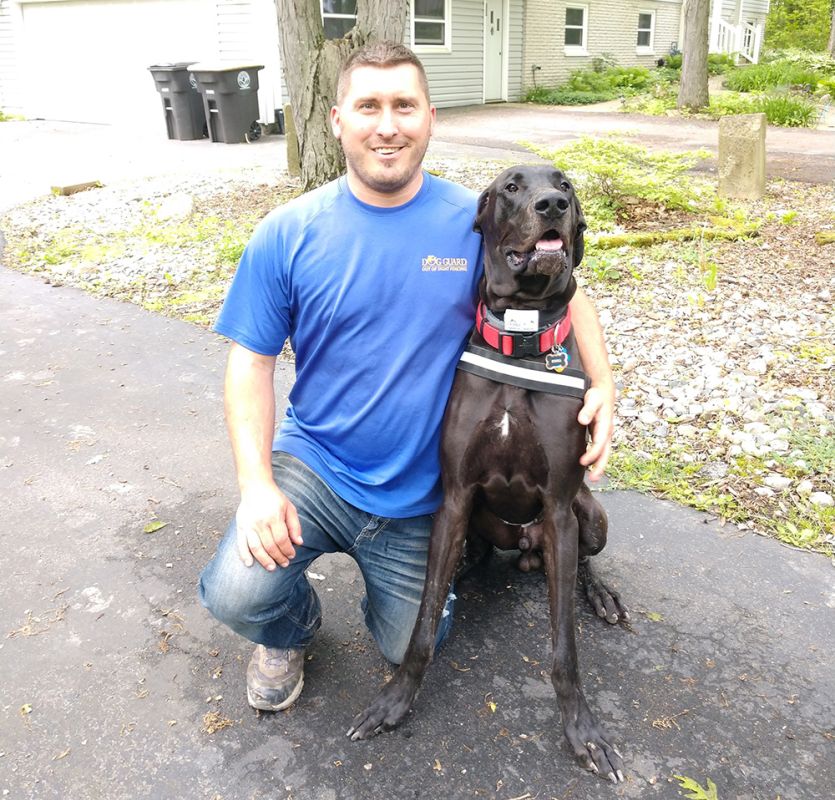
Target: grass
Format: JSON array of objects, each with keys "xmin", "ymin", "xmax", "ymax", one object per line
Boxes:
[
  {"xmin": 11, "ymin": 200, "xmax": 260, "ymax": 324},
  {"xmin": 526, "ymin": 136, "xmax": 711, "ymax": 229},
  {"xmin": 548, "ymin": 53, "xmax": 831, "ymax": 127}
]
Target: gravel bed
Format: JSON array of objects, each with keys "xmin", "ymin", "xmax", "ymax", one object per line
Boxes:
[{"xmin": 2, "ymin": 158, "xmax": 833, "ymax": 554}]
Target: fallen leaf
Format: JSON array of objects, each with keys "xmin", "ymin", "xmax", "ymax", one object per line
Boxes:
[
  {"xmin": 143, "ymin": 521, "xmax": 168, "ymax": 534},
  {"xmin": 645, "ymin": 611, "xmax": 664, "ymax": 622}
]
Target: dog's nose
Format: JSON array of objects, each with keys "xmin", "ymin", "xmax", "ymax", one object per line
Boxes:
[{"xmin": 534, "ymin": 192, "xmax": 569, "ymax": 217}]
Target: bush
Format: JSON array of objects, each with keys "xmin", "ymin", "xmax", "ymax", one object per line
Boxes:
[
  {"xmin": 705, "ymin": 90, "xmax": 817, "ymax": 126},
  {"xmin": 526, "ymin": 65, "xmax": 656, "ymax": 106},
  {"xmin": 755, "ymin": 93, "xmax": 818, "ymax": 126},
  {"xmin": 659, "ymin": 53, "xmax": 733, "ymax": 75},
  {"xmin": 524, "ymin": 87, "xmax": 616, "ymax": 104},
  {"xmin": 724, "ymin": 60, "xmax": 824, "ymax": 92},
  {"xmin": 525, "ymin": 136, "xmax": 710, "ymax": 229},
  {"xmin": 761, "ymin": 49, "xmax": 835, "ymax": 75}
]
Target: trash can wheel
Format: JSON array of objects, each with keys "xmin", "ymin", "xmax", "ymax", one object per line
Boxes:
[{"xmin": 244, "ymin": 121, "xmax": 262, "ymax": 143}]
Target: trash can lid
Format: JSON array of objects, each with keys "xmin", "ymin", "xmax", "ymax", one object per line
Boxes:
[
  {"xmin": 187, "ymin": 62, "xmax": 264, "ymax": 73},
  {"xmin": 148, "ymin": 62, "xmax": 198, "ymax": 71}
]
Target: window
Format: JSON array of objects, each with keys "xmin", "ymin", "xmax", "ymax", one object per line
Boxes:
[
  {"xmin": 564, "ymin": 5, "xmax": 588, "ymax": 54},
  {"xmin": 637, "ymin": 11, "xmax": 655, "ymax": 52},
  {"xmin": 412, "ymin": 0, "xmax": 449, "ymax": 49},
  {"xmin": 322, "ymin": 0, "xmax": 356, "ymax": 39}
]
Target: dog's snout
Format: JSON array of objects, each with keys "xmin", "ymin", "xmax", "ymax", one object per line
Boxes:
[{"xmin": 534, "ymin": 192, "xmax": 569, "ymax": 217}]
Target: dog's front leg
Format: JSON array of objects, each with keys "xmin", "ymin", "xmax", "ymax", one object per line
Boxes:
[
  {"xmin": 541, "ymin": 507, "xmax": 625, "ymax": 783},
  {"xmin": 348, "ymin": 490, "xmax": 473, "ymax": 740}
]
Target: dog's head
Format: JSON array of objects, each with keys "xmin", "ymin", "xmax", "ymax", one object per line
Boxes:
[{"xmin": 474, "ymin": 166, "xmax": 586, "ymax": 310}]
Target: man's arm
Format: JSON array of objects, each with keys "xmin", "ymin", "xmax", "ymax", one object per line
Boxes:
[
  {"xmin": 225, "ymin": 342, "xmax": 303, "ymax": 570},
  {"xmin": 569, "ymin": 287, "xmax": 615, "ymax": 481}
]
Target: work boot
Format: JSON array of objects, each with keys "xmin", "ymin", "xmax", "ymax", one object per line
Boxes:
[{"xmin": 246, "ymin": 645, "xmax": 305, "ymax": 711}]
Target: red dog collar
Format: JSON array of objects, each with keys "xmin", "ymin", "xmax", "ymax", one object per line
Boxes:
[{"xmin": 476, "ymin": 302, "xmax": 572, "ymax": 358}]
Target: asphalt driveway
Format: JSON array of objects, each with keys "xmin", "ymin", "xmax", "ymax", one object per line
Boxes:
[{"xmin": 1, "ymin": 107, "xmax": 834, "ymax": 800}]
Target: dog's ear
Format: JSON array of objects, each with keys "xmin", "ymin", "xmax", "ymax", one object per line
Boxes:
[
  {"xmin": 572, "ymin": 194, "xmax": 587, "ymax": 267},
  {"xmin": 473, "ymin": 188, "xmax": 491, "ymax": 233}
]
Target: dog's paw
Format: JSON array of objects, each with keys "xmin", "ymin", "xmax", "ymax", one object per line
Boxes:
[
  {"xmin": 346, "ymin": 679, "xmax": 417, "ymax": 741},
  {"xmin": 577, "ymin": 559, "xmax": 630, "ymax": 624},
  {"xmin": 585, "ymin": 579, "xmax": 630, "ymax": 625},
  {"xmin": 565, "ymin": 715, "xmax": 625, "ymax": 784}
]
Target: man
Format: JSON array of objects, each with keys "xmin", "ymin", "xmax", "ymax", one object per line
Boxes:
[{"xmin": 200, "ymin": 42, "xmax": 615, "ymax": 712}]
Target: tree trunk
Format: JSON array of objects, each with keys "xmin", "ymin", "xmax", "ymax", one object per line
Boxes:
[
  {"xmin": 274, "ymin": 0, "xmax": 408, "ymax": 191},
  {"xmin": 828, "ymin": 2, "xmax": 835, "ymax": 57},
  {"xmin": 677, "ymin": 0, "xmax": 711, "ymax": 111}
]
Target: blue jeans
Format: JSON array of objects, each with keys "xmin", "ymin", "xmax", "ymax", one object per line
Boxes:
[{"xmin": 199, "ymin": 452, "xmax": 453, "ymax": 664}]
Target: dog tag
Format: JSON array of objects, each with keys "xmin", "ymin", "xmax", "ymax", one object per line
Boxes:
[
  {"xmin": 504, "ymin": 309, "xmax": 539, "ymax": 332},
  {"xmin": 546, "ymin": 344, "xmax": 571, "ymax": 373}
]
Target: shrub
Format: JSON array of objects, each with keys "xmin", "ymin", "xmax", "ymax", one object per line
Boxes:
[
  {"xmin": 525, "ymin": 136, "xmax": 710, "ymax": 229},
  {"xmin": 761, "ymin": 49, "xmax": 835, "ymax": 75},
  {"xmin": 525, "ymin": 65, "xmax": 655, "ymax": 106},
  {"xmin": 755, "ymin": 93, "xmax": 818, "ymax": 126},
  {"xmin": 660, "ymin": 53, "xmax": 733, "ymax": 74},
  {"xmin": 705, "ymin": 90, "xmax": 817, "ymax": 126},
  {"xmin": 724, "ymin": 60, "xmax": 824, "ymax": 92}
]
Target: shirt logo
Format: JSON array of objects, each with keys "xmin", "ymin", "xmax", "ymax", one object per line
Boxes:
[{"xmin": 421, "ymin": 255, "xmax": 469, "ymax": 272}]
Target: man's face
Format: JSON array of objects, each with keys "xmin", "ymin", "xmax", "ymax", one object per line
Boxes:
[{"xmin": 330, "ymin": 63, "xmax": 435, "ymax": 206}]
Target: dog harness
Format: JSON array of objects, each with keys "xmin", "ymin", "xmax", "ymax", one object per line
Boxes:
[{"xmin": 458, "ymin": 304, "xmax": 589, "ymax": 399}]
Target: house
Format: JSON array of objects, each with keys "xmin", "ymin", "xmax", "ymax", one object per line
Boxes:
[
  {"xmin": 0, "ymin": 0, "xmax": 768, "ymax": 132},
  {"xmin": 0, "ymin": 0, "xmax": 526, "ymax": 131},
  {"xmin": 708, "ymin": 0, "xmax": 769, "ymax": 65},
  {"xmin": 522, "ymin": 0, "xmax": 685, "ymax": 93}
]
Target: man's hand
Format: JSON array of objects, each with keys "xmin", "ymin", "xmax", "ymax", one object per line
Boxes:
[
  {"xmin": 578, "ymin": 382, "xmax": 615, "ymax": 482},
  {"xmin": 235, "ymin": 481, "xmax": 303, "ymax": 570}
]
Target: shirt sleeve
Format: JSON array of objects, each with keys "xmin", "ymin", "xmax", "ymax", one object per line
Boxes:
[{"xmin": 213, "ymin": 212, "xmax": 292, "ymax": 356}]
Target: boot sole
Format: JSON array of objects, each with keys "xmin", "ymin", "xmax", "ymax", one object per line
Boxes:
[{"xmin": 247, "ymin": 674, "xmax": 304, "ymax": 712}]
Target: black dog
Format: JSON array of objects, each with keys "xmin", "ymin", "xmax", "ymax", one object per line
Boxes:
[{"xmin": 348, "ymin": 166, "xmax": 627, "ymax": 783}]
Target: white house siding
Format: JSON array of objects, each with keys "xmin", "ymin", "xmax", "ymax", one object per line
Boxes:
[
  {"xmin": 718, "ymin": 0, "xmax": 767, "ymax": 22},
  {"xmin": 215, "ymin": 0, "xmax": 282, "ymax": 124},
  {"xmin": 15, "ymin": 0, "xmax": 216, "ymax": 128},
  {"xmin": 740, "ymin": 0, "xmax": 768, "ymax": 21},
  {"xmin": 522, "ymin": 0, "xmax": 683, "ymax": 91},
  {"xmin": 414, "ymin": 0, "xmax": 525, "ymax": 107},
  {"xmin": 416, "ymin": 0, "xmax": 484, "ymax": 107},
  {"xmin": 507, "ymin": 0, "xmax": 523, "ymax": 100},
  {"xmin": 0, "ymin": 0, "xmax": 21, "ymax": 112}
]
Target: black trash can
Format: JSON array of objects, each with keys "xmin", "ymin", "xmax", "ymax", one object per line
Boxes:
[
  {"xmin": 188, "ymin": 63, "xmax": 264, "ymax": 143},
  {"xmin": 148, "ymin": 63, "xmax": 207, "ymax": 140}
]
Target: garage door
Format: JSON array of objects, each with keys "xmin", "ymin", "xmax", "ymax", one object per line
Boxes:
[{"xmin": 20, "ymin": 0, "xmax": 216, "ymax": 130}]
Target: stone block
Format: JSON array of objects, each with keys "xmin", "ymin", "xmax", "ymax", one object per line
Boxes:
[
  {"xmin": 718, "ymin": 113, "xmax": 766, "ymax": 200},
  {"xmin": 283, "ymin": 103, "xmax": 301, "ymax": 179}
]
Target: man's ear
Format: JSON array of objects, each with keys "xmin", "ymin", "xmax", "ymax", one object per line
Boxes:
[
  {"xmin": 330, "ymin": 105, "xmax": 341, "ymax": 140},
  {"xmin": 572, "ymin": 194, "xmax": 587, "ymax": 267},
  {"xmin": 473, "ymin": 188, "xmax": 491, "ymax": 233}
]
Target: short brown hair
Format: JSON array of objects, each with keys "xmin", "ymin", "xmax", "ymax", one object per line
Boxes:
[{"xmin": 336, "ymin": 41, "xmax": 430, "ymax": 105}]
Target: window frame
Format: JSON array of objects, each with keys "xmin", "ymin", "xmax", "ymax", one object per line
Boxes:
[
  {"xmin": 564, "ymin": 4, "xmax": 589, "ymax": 57},
  {"xmin": 636, "ymin": 9, "xmax": 656, "ymax": 54},
  {"xmin": 321, "ymin": 0, "xmax": 357, "ymax": 40},
  {"xmin": 411, "ymin": 0, "xmax": 452, "ymax": 53}
]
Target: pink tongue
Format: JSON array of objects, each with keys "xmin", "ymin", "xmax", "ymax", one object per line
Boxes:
[{"xmin": 535, "ymin": 237, "xmax": 563, "ymax": 251}]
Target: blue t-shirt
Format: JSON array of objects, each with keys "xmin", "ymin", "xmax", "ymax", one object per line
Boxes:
[{"xmin": 215, "ymin": 173, "xmax": 483, "ymax": 517}]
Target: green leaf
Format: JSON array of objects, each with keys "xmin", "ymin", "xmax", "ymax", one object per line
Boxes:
[
  {"xmin": 645, "ymin": 611, "xmax": 664, "ymax": 622},
  {"xmin": 674, "ymin": 774, "xmax": 719, "ymax": 800},
  {"xmin": 143, "ymin": 521, "xmax": 168, "ymax": 534}
]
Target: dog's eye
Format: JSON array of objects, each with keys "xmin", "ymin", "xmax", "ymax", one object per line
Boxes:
[
  {"xmin": 560, "ymin": 181, "xmax": 571, "ymax": 192},
  {"xmin": 505, "ymin": 183, "xmax": 518, "ymax": 193}
]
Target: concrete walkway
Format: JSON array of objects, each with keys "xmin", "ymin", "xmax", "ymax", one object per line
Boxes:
[{"xmin": 1, "ymin": 108, "xmax": 834, "ymax": 800}]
